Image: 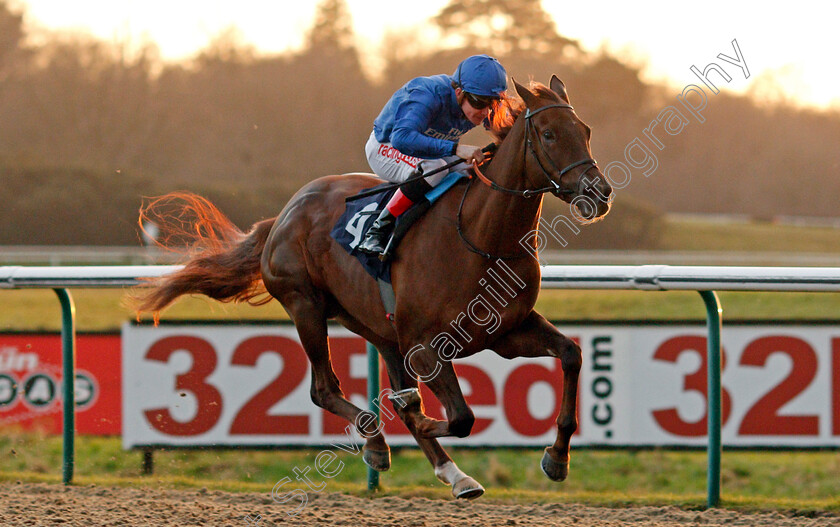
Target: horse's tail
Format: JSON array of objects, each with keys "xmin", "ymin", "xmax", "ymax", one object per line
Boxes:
[{"xmin": 134, "ymin": 192, "xmax": 275, "ymax": 320}]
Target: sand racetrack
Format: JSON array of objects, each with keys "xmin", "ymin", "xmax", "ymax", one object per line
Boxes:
[{"xmin": 1, "ymin": 483, "xmax": 838, "ymax": 526}]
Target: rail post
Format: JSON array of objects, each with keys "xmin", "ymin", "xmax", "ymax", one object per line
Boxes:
[
  {"xmin": 699, "ymin": 290, "xmax": 722, "ymax": 508},
  {"xmin": 366, "ymin": 342, "xmax": 381, "ymax": 491},
  {"xmin": 54, "ymin": 288, "xmax": 76, "ymax": 485}
]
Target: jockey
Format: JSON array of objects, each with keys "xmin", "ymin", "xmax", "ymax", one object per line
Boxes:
[{"xmin": 357, "ymin": 54, "xmax": 508, "ymax": 256}]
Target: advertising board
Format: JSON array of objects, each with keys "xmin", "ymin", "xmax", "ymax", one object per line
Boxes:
[
  {"xmin": 0, "ymin": 333, "xmax": 121, "ymax": 435},
  {"xmin": 121, "ymin": 322, "xmax": 840, "ymax": 448}
]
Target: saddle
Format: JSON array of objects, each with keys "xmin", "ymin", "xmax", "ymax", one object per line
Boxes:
[{"xmin": 330, "ymin": 171, "xmax": 467, "ymax": 318}]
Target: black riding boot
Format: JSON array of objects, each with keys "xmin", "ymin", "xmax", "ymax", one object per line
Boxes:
[
  {"xmin": 357, "ymin": 177, "xmax": 433, "ymax": 259},
  {"xmin": 357, "ymin": 208, "xmax": 396, "ymax": 256}
]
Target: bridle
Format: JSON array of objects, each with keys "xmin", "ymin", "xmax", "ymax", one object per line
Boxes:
[
  {"xmin": 472, "ymin": 103, "xmax": 598, "ymax": 198},
  {"xmin": 458, "ymin": 102, "xmax": 599, "ymax": 259}
]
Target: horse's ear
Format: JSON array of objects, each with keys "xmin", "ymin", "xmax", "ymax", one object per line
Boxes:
[
  {"xmin": 512, "ymin": 78, "xmax": 538, "ymax": 108},
  {"xmin": 550, "ymin": 75, "xmax": 569, "ymax": 103}
]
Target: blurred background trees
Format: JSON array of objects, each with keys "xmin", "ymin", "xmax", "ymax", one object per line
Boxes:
[{"xmin": 0, "ymin": 0, "xmax": 837, "ymax": 246}]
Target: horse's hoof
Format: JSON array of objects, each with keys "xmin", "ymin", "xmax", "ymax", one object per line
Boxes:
[
  {"xmin": 452, "ymin": 476, "xmax": 484, "ymax": 500},
  {"xmin": 362, "ymin": 448, "xmax": 391, "ymax": 472},
  {"xmin": 540, "ymin": 448, "xmax": 569, "ymax": 482}
]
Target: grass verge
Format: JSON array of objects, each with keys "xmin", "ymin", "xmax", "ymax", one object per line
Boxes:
[
  {"xmin": 3, "ymin": 289, "xmax": 840, "ymax": 332},
  {"xmin": 2, "ymin": 432, "xmax": 838, "ymax": 513}
]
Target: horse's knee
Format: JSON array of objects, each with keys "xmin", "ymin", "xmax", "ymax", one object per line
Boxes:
[
  {"xmin": 448, "ymin": 409, "xmax": 475, "ymax": 438},
  {"xmin": 309, "ymin": 387, "xmax": 325, "ymax": 408},
  {"xmin": 557, "ymin": 339, "xmax": 582, "ymax": 373},
  {"xmin": 309, "ymin": 383, "xmax": 336, "ymax": 409}
]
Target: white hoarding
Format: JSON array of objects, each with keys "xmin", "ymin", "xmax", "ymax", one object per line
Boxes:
[{"xmin": 122, "ymin": 323, "xmax": 840, "ymax": 448}]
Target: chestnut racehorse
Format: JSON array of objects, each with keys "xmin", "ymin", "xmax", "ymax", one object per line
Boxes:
[{"xmin": 137, "ymin": 77, "xmax": 613, "ymax": 499}]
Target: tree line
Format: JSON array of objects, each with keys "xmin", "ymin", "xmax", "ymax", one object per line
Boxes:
[{"xmin": 0, "ymin": 0, "xmax": 836, "ymax": 247}]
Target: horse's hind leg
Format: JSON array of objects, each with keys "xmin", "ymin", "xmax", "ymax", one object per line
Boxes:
[
  {"xmin": 376, "ymin": 346, "xmax": 484, "ymax": 499},
  {"xmin": 489, "ymin": 311, "xmax": 581, "ymax": 482},
  {"xmin": 278, "ymin": 289, "xmax": 391, "ymax": 469}
]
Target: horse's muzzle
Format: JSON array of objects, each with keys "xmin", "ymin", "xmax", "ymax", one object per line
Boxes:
[{"xmin": 575, "ymin": 177, "xmax": 613, "ymax": 221}]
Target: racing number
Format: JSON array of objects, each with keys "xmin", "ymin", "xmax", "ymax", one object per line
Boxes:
[
  {"xmin": 144, "ymin": 336, "xmax": 223, "ymax": 436},
  {"xmin": 345, "ymin": 203, "xmax": 379, "ymax": 249},
  {"xmin": 651, "ymin": 336, "xmax": 732, "ymax": 437}
]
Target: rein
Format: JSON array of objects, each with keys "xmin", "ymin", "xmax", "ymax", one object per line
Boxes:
[
  {"xmin": 458, "ymin": 102, "xmax": 597, "ymax": 259},
  {"xmin": 456, "ymin": 176, "xmax": 529, "ymax": 260}
]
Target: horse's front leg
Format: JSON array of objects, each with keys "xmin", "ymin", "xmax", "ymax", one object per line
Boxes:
[
  {"xmin": 398, "ymin": 338, "xmax": 475, "ymax": 439},
  {"xmin": 489, "ymin": 310, "xmax": 581, "ymax": 482},
  {"xmin": 375, "ymin": 345, "xmax": 484, "ymax": 499}
]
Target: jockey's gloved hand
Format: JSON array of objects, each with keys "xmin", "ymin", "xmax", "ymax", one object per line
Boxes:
[{"xmin": 456, "ymin": 144, "xmax": 486, "ymax": 166}]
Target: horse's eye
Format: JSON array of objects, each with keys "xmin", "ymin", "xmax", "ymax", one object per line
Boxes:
[{"xmin": 542, "ymin": 129, "xmax": 554, "ymax": 141}]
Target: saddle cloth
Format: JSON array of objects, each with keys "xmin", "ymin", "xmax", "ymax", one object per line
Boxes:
[
  {"xmin": 330, "ymin": 182, "xmax": 397, "ymax": 283},
  {"xmin": 330, "ymin": 171, "xmax": 468, "ymax": 284}
]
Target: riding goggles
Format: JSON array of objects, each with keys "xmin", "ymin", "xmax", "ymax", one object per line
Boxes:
[{"xmin": 464, "ymin": 91, "xmax": 499, "ymax": 110}]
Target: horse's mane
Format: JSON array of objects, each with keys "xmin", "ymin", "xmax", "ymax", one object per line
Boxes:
[{"xmin": 487, "ymin": 81, "xmax": 554, "ymax": 143}]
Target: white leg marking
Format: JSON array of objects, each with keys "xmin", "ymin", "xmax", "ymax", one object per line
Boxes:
[{"xmin": 434, "ymin": 461, "xmax": 468, "ymax": 485}]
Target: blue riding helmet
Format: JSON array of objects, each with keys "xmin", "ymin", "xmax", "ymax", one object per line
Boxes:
[{"xmin": 453, "ymin": 55, "xmax": 507, "ymax": 97}]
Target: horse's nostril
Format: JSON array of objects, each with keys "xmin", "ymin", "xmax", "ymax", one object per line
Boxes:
[{"xmin": 576, "ymin": 199, "xmax": 594, "ymax": 219}]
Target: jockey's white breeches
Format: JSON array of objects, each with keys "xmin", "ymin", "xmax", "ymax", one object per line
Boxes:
[{"xmin": 365, "ymin": 132, "xmax": 466, "ymax": 186}]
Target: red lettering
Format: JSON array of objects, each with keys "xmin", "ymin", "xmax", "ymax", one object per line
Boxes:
[
  {"xmin": 834, "ymin": 338, "xmax": 840, "ymax": 436},
  {"xmin": 143, "ymin": 336, "xmax": 222, "ymax": 436},
  {"xmin": 651, "ymin": 336, "xmax": 732, "ymax": 437},
  {"xmin": 739, "ymin": 336, "xmax": 819, "ymax": 436},
  {"xmin": 503, "ymin": 361, "xmax": 570, "ymax": 437},
  {"xmin": 229, "ymin": 336, "xmax": 309, "ymax": 435}
]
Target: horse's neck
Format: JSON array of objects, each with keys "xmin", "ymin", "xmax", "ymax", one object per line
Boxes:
[{"xmin": 461, "ymin": 125, "xmax": 543, "ymax": 256}]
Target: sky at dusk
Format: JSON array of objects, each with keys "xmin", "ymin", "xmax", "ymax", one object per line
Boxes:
[{"xmin": 14, "ymin": 0, "xmax": 840, "ymax": 109}]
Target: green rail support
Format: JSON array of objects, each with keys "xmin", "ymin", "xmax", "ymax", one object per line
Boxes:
[
  {"xmin": 366, "ymin": 342, "xmax": 381, "ymax": 491},
  {"xmin": 699, "ymin": 290, "xmax": 722, "ymax": 508},
  {"xmin": 54, "ymin": 288, "xmax": 76, "ymax": 485}
]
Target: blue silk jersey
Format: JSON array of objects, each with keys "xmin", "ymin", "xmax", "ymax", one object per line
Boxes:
[{"xmin": 373, "ymin": 74, "xmax": 475, "ymax": 159}]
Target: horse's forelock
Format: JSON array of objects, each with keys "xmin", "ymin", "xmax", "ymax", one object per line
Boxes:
[
  {"xmin": 488, "ymin": 92, "xmax": 525, "ymax": 143},
  {"xmin": 529, "ymin": 81, "xmax": 558, "ymax": 102},
  {"xmin": 488, "ymin": 82, "xmax": 557, "ymax": 143}
]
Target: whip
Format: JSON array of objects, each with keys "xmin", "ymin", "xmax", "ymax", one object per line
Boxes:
[{"xmin": 346, "ymin": 143, "xmax": 498, "ymax": 202}]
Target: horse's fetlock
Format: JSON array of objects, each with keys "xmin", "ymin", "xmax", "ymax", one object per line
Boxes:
[
  {"xmin": 557, "ymin": 415, "xmax": 577, "ymax": 436},
  {"xmin": 355, "ymin": 410, "xmax": 383, "ymax": 438}
]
